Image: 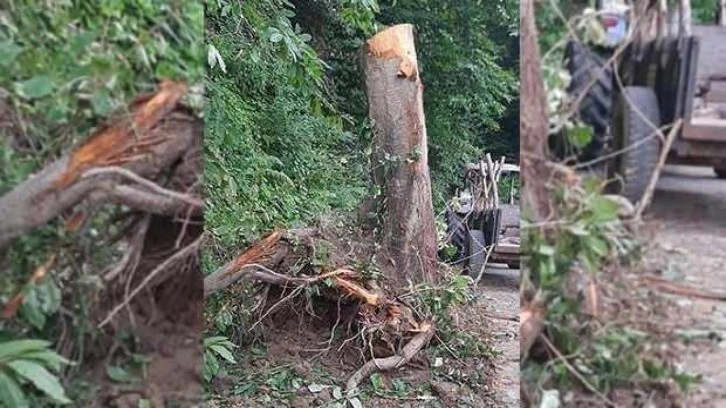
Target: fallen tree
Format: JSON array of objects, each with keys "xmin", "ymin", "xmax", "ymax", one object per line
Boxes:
[
  {"xmin": 0, "ymin": 80, "xmax": 202, "ymax": 249},
  {"xmin": 203, "ymin": 227, "xmax": 436, "ymax": 392},
  {"xmin": 1, "ymin": 79, "xmax": 204, "ymax": 339}
]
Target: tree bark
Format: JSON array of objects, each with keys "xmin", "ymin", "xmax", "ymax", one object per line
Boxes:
[
  {"xmin": 361, "ymin": 24, "xmax": 438, "ymax": 285},
  {"xmin": 520, "ymin": 0, "xmax": 551, "ymax": 223}
]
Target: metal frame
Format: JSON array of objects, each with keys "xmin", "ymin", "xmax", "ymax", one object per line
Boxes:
[{"xmin": 616, "ymin": 34, "xmax": 726, "ymax": 163}]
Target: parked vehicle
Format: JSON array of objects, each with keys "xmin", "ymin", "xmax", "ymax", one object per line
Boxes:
[
  {"xmin": 561, "ymin": 1, "xmax": 726, "ymax": 203},
  {"xmin": 445, "ymin": 160, "xmax": 520, "ymax": 281}
]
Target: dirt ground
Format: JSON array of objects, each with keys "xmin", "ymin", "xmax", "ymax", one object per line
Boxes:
[
  {"xmin": 206, "ymin": 265, "xmax": 519, "ymax": 408},
  {"xmin": 645, "ymin": 165, "xmax": 726, "ymax": 407},
  {"xmin": 84, "ymin": 299, "xmax": 203, "ymax": 408},
  {"xmin": 474, "ymin": 266, "xmax": 520, "ymax": 406}
]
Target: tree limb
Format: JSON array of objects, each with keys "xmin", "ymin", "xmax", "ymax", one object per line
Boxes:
[{"xmin": 0, "ymin": 83, "xmax": 200, "ymax": 249}]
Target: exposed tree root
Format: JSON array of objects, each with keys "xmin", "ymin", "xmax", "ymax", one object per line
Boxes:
[
  {"xmin": 345, "ymin": 321, "xmax": 435, "ymax": 395},
  {"xmin": 0, "ymin": 79, "xmax": 204, "ymax": 342},
  {"xmin": 207, "ymin": 227, "xmax": 438, "ymax": 392}
]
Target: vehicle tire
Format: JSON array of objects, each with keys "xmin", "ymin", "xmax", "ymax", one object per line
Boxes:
[
  {"xmin": 564, "ymin": 41, "xmax": 614, "ymax": 137},
  {"xmin": 715, "ymin": 167, "xmax": 726, "ymax": 179},
  {"xmin": 445, "ymin": 210, "xmax": 468, "ymax": 264},
  {"xmin": 468, "ymin": 230, "xmax": 486, "ymax": 282},
  {"xmin": 611, "ymin": 87, "xmax": 661, "ymax": 204}
]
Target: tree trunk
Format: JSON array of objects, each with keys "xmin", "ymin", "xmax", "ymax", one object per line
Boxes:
[
  {"xmin": 361, "ymin": 24, "xmax": 438, "ymax": 285},
  {"xmin": 520, "ymin": 0, "xmax": 551, "ymax": 223},
  {"xmin": 720, "ymin": 0, "xmax": 726, "ymax": 26}
]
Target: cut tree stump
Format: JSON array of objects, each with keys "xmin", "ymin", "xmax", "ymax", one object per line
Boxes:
[{"xmin": 361, "ymin": 24, "xmax": 438, "ymax": 285}]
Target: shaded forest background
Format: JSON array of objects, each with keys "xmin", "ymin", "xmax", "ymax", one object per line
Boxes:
[{"xmin": 205, "ymin": 0, "xmax": 520, "ymax": 259}]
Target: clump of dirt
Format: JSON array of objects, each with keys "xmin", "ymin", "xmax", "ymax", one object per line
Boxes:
[
  {"xmin": 87, "ymin": 308, "xmax": 203, "ymax": 408},
  {"xmin": 82, "ymin": 216, "xmax": 204, "ymax": 407}
]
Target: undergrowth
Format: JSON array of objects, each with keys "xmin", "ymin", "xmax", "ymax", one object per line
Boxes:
[{"xmin": 521, "ymin": 179, "xmax": 697, "ymax": 403}]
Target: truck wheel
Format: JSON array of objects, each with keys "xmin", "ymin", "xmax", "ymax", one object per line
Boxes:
[
  {"xmin": 468, "ymin": 230, "xmax": 486, "ymax": 282},
  {"xmin": 715, "ymin": 167, "xmax": 726, "ymax": 179},
  {"xmin": 564, "ymin": 41, "xmax": 614, "ymax": 137},
  {"xmin": 611, "ymin": 87, "xmax": 661, "ymax": 204},
  {"xmin": 445, "ymin": 210, "xmax": 468, "ymax": 264}
]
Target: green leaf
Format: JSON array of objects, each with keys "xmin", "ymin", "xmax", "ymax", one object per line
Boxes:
[
  {"xmin": 203, "ymin": 336, "xmax": 227, "ymax": 345},
  {"xmin": 590, "ymin": 196, "xmax": 619, "ymax": 223},
  {"xmin": 16, "ymin": 76, "xmax": 55, "ymax": 99},
  {"xmin": 0, "ymin": 370, "xmax": 28, "ymax": 408},
  {"xmin": 37, "ymin": 279, "xmax": 61, "ymax": 315},
  {"xmin": 91, "ymin": 89, "xmax": 113, "ymax": 116},
  {"xmin": 270, "ymin": 33, "xmax": 284, "ymax": 43},
  {"xmin": 19, "ymin": 287, "xmax": 46, "ymax": 330},
  {"xmin": 138, "ymin": 399, "xmax": 152, "ymax": 408},
  {"xmin": 0, "ymin": 340, "xmax": 50, "ymax": 362},
  {"xmin": 203, "ymin": 351, "xmax": 219, "ymax": 382},
  {"xmin": 22, "ymin": 350, "xmax": 73, "ymax": 371},
  {"xmin": 369, "ymin": 372, "xmax": 384, "ymax": 390},
  {"xmin": 0, "ymin": 41, "xmax": 22, "ymax": 67},
  {"xmin": 209, "ymin": 344, "xmax": 235, "ymax": 364},
  {"xmin": 106, "ymin": 366, "xmax": 139, "ymax": 383},
  {"xmin": 568, "ymin": 124, "xmax": 593, "ymax": 148},
  {"xmin": 536, "ymin": 245, "xmax": 555, "ymax": 257},
  {"xmin": 6, "ymin": 360, "xmax": 71, "ymax": 404}
]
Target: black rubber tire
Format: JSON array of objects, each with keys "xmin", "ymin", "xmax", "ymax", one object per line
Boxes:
[
  {"xmin": 445, "ymin": 210, "xmax": 468, "ymax": 264},
  {"xmin": 468, "ymin": 230, "xmax": 486, "ymax": 281},
  {"xmin": 611, "ymin": 87, "xmax": 662, "ymax": 204},
  {"xmin": 564, "ymin": 41, "xmax": 614, "ymax": 136},
  {"xmin": 715, "ymin": 167, "xmax": 726, "ymax": 179}
]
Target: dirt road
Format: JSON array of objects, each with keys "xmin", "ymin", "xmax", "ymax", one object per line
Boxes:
[
  {"xmin": 648, "ymin": 165, "xmax": 726, "ymax": 406},
  {"xmin": 479, "ymin": 265, "xmax": 520, "ymax": 406}
]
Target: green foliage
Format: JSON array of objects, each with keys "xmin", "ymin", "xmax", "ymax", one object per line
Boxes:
[
  {"xmin": 521, "ymin": 179, "xmax": 698, "ymax": 397},
  {"xmin": 688, "ymin": 0, "xmax": 720, "ymax": 23},
  {"xmin": 204, "ymin": 0, "xmax": 368, "ymax": 256},
  {"xmin": 18, "ymin": 278, "xmax": 63, "ymax": 332},
  {"xmin": 0, "ymin": 339, "xmax": 73, "ymax": 407},
  {"xmin": 203, "ymin": 336, "xmax": 237, "ymax": 383},
  {"xmin": 0, "ymin": 0, "xmax": 202, "ymax": 164}
]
